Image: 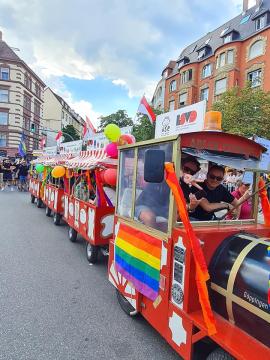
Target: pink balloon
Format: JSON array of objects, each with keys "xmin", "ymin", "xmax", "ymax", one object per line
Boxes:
[
  {"xmin": 105, "ymin": 142, "xmax": 118, "ymax": 159},
  {"xmin": 118, "ymin": 134, "xmax": 136, "ymax": 145}
]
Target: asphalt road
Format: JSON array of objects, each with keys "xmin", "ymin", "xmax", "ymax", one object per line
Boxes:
[{"xmin": 0, "ymin": 191, "xmax": 180, "ymax": 360}]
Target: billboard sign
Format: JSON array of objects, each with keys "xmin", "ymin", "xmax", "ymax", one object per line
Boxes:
[
  {"xmin": 155, "ymin": 101, "xmax": 206, "ymax": 138},
  {"xmin": 59, "ymin": 140, "xmax": 82, "ymax": 155}
]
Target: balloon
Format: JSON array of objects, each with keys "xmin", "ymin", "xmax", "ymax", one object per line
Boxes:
[
  {"xmin": 104, "ymin": 168, "xmax": 117, "ymax": 186},
  {"xmin": 51, "ymin": 166, "xmax": 66, "ymax": 178},
  {"xmin": 104, "ymin": 124, "xmax": 121, "ymax": 142},
  {"xmin": 118, "ymin": 134, "xmax": 136, "ymax": 145},
  {"xmin": 105, "ymin": 142, "xmax": 118, "ymax": 159},
  {"xmin": 35, "ymin": 164, "xmax": 44, "ymax": 173}
]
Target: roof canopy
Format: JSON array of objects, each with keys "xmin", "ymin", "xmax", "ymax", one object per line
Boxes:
[{"xmin": 65, "ymin": 150, "xmax": 117, "ymax": 170}]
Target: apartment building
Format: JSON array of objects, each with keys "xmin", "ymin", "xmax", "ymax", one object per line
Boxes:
[
  {"xmin": 0, "ymin": 32, "xmax": 45, "ymax": 157},
  {"xmin": 155, "ymin": 0, "xmax": 270, "ymax": 112},
  {"xmin": 43, "ymin": 87, "xmax": 84, "ymax": 142}
]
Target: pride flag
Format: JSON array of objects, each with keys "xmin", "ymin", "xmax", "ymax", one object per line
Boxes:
[{"xmin": 115, "ymin": 223, "xmax": 162, "ymax": 301}]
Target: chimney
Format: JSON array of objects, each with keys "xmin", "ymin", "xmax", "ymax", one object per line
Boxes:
[{"xmin": 243, "ymin": 0, "xmax": 261, "ymax": 12}]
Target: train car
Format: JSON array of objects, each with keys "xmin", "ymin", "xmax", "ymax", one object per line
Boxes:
[
  {"xmin": 108, "ymin": 131, "xmax": 270, "ymax": 359},
  {"xmin": 29, "ymin": 155, "xmax": 51, "ymax": 208},
  {"xmin": 63, "ymin": 150, "xmax": 117, "ymax": 263},
  {"xmin": 42, "ymin": 153, "xmax": 74, "ymax": 225}
]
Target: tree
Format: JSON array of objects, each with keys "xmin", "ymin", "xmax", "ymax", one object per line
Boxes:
[
  {"xmin": 132, "ymin": 109, "xmax": 164, "ymax": 142},
  {"xmin": 212, "ymin": 84, "xmax": 270, "ymax": 138},
  {"xmin": 98, "ymin": 110, "xmax": 133, "ymax": 131},
  {"xmin": 62, "ymin": 124, "xmax": 80, "ymax": 143}
]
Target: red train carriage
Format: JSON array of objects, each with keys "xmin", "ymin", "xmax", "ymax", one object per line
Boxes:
[
  {"xmin": 64, "ymin": 150, "xmax": 117, "ymax": 263},
  {"xmin": 108, "ymin": 132, "xmax": 270, "ymax": 360},
  {"xmin": 29, "ymin": 155, "xmax": 52, "ymax": 208},
  {"xmin": 42, "ymin": 153, "xmax": 74, "ymax": 225}
]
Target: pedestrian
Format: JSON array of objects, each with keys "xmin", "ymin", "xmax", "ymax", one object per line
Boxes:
[
  {"xmin": 0, "ymin": 160, "xmax": 4, "ymax": 191},
  {"xmin": 17, "ymin": 159, "xmax": 29, "ymax": 191}
]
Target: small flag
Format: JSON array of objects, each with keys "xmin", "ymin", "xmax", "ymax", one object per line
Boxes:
[
  {"xmin": 55, "ymin": 130, "xmax": 63, "ymax": 141},
  {"xmin": 85, "ymin": 116, "xmax": 96, "ymax": 134},
  {"xmin": 137, "ymin": 95, "xmax": 156, "ymax": 124},
  {"xmin": 82, "ymin": 123, "xmax": 88, "ymax": 139},
  {"xmin": 18, "ymin": 133, "xmax": 27, "ymax": 157}
]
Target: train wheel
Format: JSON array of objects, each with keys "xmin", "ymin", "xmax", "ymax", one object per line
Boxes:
[
  {"xmin": 45, "ymin": 206, "xmax": 51, "ymax": 217},
  {"xmin": 116, "ymin": 289, "xmax": 138, "ymax": 316},
  {"xmin": 68, "ymin": 227, "xmax": 77, "ymax": 242},
  {"xmin": 53, "ymin": 213, "xmax": 61, "ymax": 225},
  {"xmin": 206, "ymin": 348, "xmax": 234, "ymax": 360},
  {"xmin": 30, "ymin": 195, "xmax": 35, "ymax": 204},
  {"xmin": 36, "ymin": 198, "xmax": 43, "ymax": 208},
  {"xmin": 86, "ymin": 243, "xmax": 99, "ymax": 264}
]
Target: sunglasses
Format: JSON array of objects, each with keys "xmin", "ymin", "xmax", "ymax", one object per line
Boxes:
[
  {"xmin": 243, "ymin": 183, "xmax": 250, "ymax": 187},
  {"xmin": 183, "ymin": 166, "xmax": 197, "ymax": 176},
  {"xmin": 208, "ymin": 174, "xmax": 223, "ymax": 181}
]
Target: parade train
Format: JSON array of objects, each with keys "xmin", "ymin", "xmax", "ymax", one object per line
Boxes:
[{"xmin": 29, "ymin": 129, "xmax": 270, "ymax": 360}]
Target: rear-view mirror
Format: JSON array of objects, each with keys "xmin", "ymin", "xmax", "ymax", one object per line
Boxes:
[{"xmin": 144, "ymin": 149, "xmax": 165, "ymax": 183}]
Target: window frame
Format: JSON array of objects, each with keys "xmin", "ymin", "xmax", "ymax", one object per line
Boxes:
[
  {"xmin": 200, "ymin": 87, "xmax": 209, "ymax": 102},
  {"xmin": 169, "ymin": 80, "xmax": 177, "ymax": 92},
  {"xmin": 0, "ymin": 132, "xmax": 7, "ymax": 147},
  {"xmin": 215, "ymin": 78, "xmax": 227, "ymax": 95},
  {"xmin": 0, "ymin": 111, "xmax": 8, "ymax": 125},
  {"xmin": 0, "ymin": 88, "xmax": 9, "ymax": 103},
  {"xmin": 179, "ymin": 93, "xmax": 187, "ymax": 108},
  {"xmin": 169, "ymin": 99, "xmax": 175, "ymax": 111},
  {"xmin": 202, "ymin": 63, "xmax": 212, "ymax": 79},
  {"xmin": 181, "ymin": 69, "xmax": 192, "ymax": 84},
  {"xmin": 0, "ymin": 67, "xmax": 10, "ymax": 81},
  {"xmin": 255, "ymin": 15, "xmax": 266, "ymax": 31},
  {"xmin": 248, "ymin": 39, "xmax": 264, "ymax": 60},
  {"xmin": 247, "ymin": 69, "xmax": 262, "ymax": 88}
]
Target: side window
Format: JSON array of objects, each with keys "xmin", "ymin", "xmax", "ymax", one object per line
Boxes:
[
  {"xmin": 134, "ymin": 143, "xmax": 173, "ymax": 233},
  {"xmin": 117, "ymin": 149, "xmax": 135, "ymax": 217}
]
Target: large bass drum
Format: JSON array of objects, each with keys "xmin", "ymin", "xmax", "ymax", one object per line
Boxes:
[{"xmin": 209, "ymin": 232, "xmax": 270, "ymax": 348}]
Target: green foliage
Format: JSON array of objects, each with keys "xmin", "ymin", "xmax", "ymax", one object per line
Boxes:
[
  {"xmin": 212, "ymin": 84, "xmax": 270, "ymax": 138},
  {"xmin": 132, "ymin": 108, "xmax": 164, "ymax": 142},
  {"xmin": 98, "ymin": 110, "xmax": 133, "ymax": 131},
  {"xmin": 62, "ymin": 125, "xmax": 80, "ymax": 143}
]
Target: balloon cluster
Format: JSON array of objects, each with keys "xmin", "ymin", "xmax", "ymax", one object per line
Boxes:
[{"xmin": 104, "ymin": 124, "xmax": 135, "ymax": 159}]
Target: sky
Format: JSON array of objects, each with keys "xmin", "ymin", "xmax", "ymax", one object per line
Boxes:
[{"xmin": 0, "ymin": 0, "xmax": 243, "ymax": 127}]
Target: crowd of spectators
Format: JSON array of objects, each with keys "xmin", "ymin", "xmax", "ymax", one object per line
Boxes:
[{"xmin": 0, "ymin": 157, "xmax": 29, "ymax": 191}]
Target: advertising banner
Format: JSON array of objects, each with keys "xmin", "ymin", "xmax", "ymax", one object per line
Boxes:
[
  {"xmin": 155, "ymin": 100, "xmax": 206, "ymax": 138},
  {"xmin": 44, "ymin": 146, "xmax": 57, "ymax": 155},
  {"xmin": 59, "ymin": 140, "xmax": 82, "ymax": 155}
]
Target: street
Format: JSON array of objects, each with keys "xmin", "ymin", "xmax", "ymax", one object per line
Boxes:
[{"xmin": 0, "ymin": 192, "xmax": 180, "ymax": 360}]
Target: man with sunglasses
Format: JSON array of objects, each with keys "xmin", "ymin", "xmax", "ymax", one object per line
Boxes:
[{"xmin": 190, "ymin": 165, "xmax": 239, "ymax": 221}]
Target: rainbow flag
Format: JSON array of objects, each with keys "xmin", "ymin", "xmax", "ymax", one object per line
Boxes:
[{"xmin": 115, "ymin": 223, "xmax": 162, "ymax": 301}]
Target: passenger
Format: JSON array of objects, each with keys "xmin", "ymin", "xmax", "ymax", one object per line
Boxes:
[
  {"xmin": 135, "ymin": 156, "xmax": 201, "ymax": 228},
  {"xmin": 226, "ymin": 180, "xmax": 251, "ymax": 220},
  {"xmin": 74, "ymin": 178, "xmax": 89, "ymax": 202},
  {"xmin": 190, "ymin": 165, "xmax": 239, "ymax": 221}
]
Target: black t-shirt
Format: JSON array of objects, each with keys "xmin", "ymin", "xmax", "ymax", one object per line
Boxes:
[
  {"xmin": 18, "ymin": 164, "xmax": 29, "ymax": 177},
  {"xmin": 179, "ymin": 178, "xmax": 197, "ymax": 202},
  {"xmin": 136, "ymin": 182, "xmax": 170, "ymax": 217},
  {"xmin": 192, "ymin": 181, "xmax": 235, "ymax": 221}
]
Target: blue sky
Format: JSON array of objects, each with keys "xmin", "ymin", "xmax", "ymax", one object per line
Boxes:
[{"xmin": 0, "ymin": 0, "xmax": 243, "ymax": 126}]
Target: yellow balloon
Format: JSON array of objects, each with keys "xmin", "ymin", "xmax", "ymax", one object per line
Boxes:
[
  {"xmin": 104, "ymin": 124, "xmax": 121, "ymax": 142},
  {"xmin": 52, "ymin": 166, "xmax": 66, "ymax": 178}
]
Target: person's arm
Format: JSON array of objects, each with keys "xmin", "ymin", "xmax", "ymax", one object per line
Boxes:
[{"xmin": 199, "ymin": 198, "xmax": 233, "ymax": 212}]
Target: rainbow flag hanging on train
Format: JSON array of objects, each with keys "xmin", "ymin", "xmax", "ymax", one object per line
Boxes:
[{"xmin": 115, "ymin": 223, "xmax": 162, "ymax": 301}]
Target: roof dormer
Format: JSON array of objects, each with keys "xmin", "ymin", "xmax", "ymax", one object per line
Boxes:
[
  {"xmin": 197, "ymin": 44, "xmax": 212, "ymax": 60},
  {"xmin": 220, "ymin": 29, "xmax": 240, "ymax": 44},
  {"xmin": 177, "ymin": 56, "xmax": 190, "ymax": 69}
]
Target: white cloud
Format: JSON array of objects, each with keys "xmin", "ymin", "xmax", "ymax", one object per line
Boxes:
[{"xmin": 0, "ymin": 0, "xmax": 243, "ymax": 100}]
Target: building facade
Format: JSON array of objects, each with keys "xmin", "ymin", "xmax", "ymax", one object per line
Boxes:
[
  {"xmin": 43, "ymin": 87, "xmax": 84, "ymax": 144},
  {"xmin": 155, "ymin": 0, "xmax": 270, "ymax": 112},
  {"xmin": 0, "ymin": 32, "xmax": 45, "ymax": 157}
]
